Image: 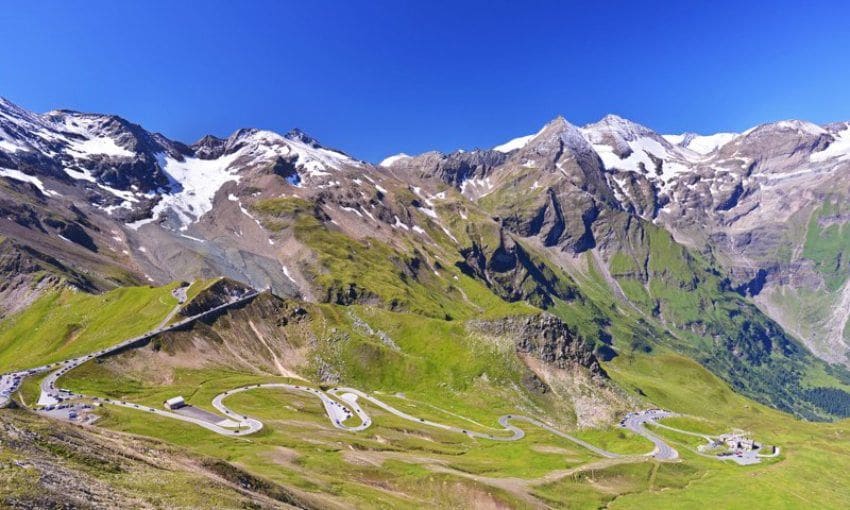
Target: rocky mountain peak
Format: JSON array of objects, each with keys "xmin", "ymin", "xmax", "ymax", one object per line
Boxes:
[
  {"xmin": 581, "ymin": 115, "xmax": 671, "ymax": 164},
  {"xmin": 521, "ymin": 116, "xmax": 594, "ymax": 158},
  {"xmin": 733, "ymin": 119, "xmax": 834, "ymax": 159},
  {"xmin": 0, "ymin": 96, "xmax": 45, "ymax": 126},
  {"xmin": 583, "ymin": 114, "xmax": 656, "ymax": 142},
  {"xmin": 284, "ymin": 128, "xmax": 321, "ymax": 148},
  {"xmin": 46, "ymin": 109, "xmax": 173, "ymax": 159},
  {"xmin": 191, "ymin": 134, "xmax": 227, "ymax": 159}
]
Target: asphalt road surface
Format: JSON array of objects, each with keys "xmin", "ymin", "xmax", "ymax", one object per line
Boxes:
[{"xmin": 619, "ymin": 409, "xmax": 679, "ymax": 460}]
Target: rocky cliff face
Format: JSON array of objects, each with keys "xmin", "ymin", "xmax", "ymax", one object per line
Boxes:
[
  {"xmin": 467, "ymin": 313, "xmax": 631, "ymax": 427},
  {"xmin": 468, "ymin": 313, "xmax": 602, "ymax": 374},
  {"xmin": 457, "ymin": 227, "xmax": 580, "ymax": 308}
]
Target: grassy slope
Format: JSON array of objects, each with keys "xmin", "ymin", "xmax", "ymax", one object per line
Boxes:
[
  {"xmin": 57, "ymin": 337, "xmax": 850, "ymax": 509},
  {"xmin": 604, "ymin": 351, "xmax": 850, "ymax": 509},
  {"xmin": 751, "ymin": 199, "xmax": 850, "ymax": 368},
  {"xmin": 803, "ymin": 198, "xmax": 850, "ymax": 292},
  {"xmin": 58, "ymin": 298, "xmax": 602, "ymax": 430},
  {"xmin": 0, "ymin": 408, "xmax": 312, "ymax": 509},
  {"xmin": 604, "ymin": 221, "xmax": 850, "ymax": 419},
  {"xmin": 45, "ymin": 290, "xmax": 647, "ymax": 507},
  {"xmin": 0, "ymin": 283, "xmax": 178, "ymax": 371}
]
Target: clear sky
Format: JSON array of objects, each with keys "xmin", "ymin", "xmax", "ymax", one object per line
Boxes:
[{"xmin": 2, "ymin": 1, "xmax": 850, "ymax": 161}]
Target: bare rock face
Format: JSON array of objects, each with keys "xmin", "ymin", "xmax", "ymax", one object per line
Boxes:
[
  {"xmin": 467, "ymin": 313, "xmax": 633, "ymax": 427},
  {"xmin": 468, "ymin": 313, "xmax": 602, "ymax": 375},
  {"xmin": 458, "ymin": 228, "xmax": 579, "ymax": 308},
  {"xmin": 386, "ymin": 149, "xmax": 507, "ymax": 188},
  {"xmin": 178, "ymin": 278, "xmax": 256, "ymax": 317}
]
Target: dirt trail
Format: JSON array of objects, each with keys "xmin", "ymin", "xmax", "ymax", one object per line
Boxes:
[
  {"xmin": 247, "ymin": 320, "xmax": 304, "ymax": 379},
  {"xmin": 590, "ymin": 249, "xmax": 642, "ymax": 315}
]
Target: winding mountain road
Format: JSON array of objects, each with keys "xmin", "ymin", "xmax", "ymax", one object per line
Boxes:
[
  {"xmin": 34, "ymin": 291, "xmax": 260, "ymax": 407},
  {"xmin": 1, "ymin": 288, "xmax": 683, "ymax": 463}
]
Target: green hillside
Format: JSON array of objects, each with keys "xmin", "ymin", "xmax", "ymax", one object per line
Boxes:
[{"xmin": 0, "ymin": 283, "xmax": 179, "ymax": 371}]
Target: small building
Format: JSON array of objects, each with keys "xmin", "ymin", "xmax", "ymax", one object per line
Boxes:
[
  {"xmin": 718, "ymin": 433, "xmax": 756, "ymax": 452},
  {"xmin": 164, "ymin": 396, "xmax": 186, "ymax": 410}
]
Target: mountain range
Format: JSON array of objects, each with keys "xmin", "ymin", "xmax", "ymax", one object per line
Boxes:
[
  {"xmin": 3, "ymin": 97, "xmax": 849, "ymax": 367},
  {"xmin": 2, "ymin": 95, "xmax": 850, "ymax": 507}
]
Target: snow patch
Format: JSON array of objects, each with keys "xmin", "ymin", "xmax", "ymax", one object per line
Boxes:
[
  {"xmin": 100, "ymin": 202, "xmax": 133, "ymax": 215},
  {"xmin": 67, "ymin": 137, "xmax": 134, "ymax": 158},
  {"xmin": 411, "ymin": 186, "xmax": 436, "ymax": 207},
  {"xmin": 667, "ymin": 132, "xmax": 738, "ymax": 155},
  {"xmin": 143, "ymin": 152, "xmax": 242, "ymax": 228},
  {"xmin": 379, "ymin": 153, "xmax": 411, "ymax": 166},
  {"xmin": 0, "ymin": 167, "xmax": 60, "ymax": 196},
  {"xmin": 811, "ymin": 125, "xmax": 850, "ymax": 163},
  {"xmin": 438, "ymin": 224, "xmax": 459, "ymax": 243},
  {"xmin": 392, "ymin": 216, "xmax": 410, "ymax": 230},
  {"xmin": 63, "ymin": 166, "xmax": 97, "ymax": 183},
  {"xmin": 492, "ymin": 126, "xmax": 545, "ymax": 153},
  {"xmin": 417, "ymin": 206, "xmax": 438, "ymax": 219},
  {"xmin": 282, "ymin": 265, "xmax": 297, "ymax": 284},
  {"xmin": 340, "ymin": 206, "xmax": 363, "ymax": 218},
  {"xmin": 0, "ymin": 139, "xmax": 22, "ymax": 153},
  {"xmin": 459, "ymin": 177, "xmax": 494, "ymax": 197},
  {"xmin": 180, "ymin": 234, "xmax": 206, "ymax": 243}
]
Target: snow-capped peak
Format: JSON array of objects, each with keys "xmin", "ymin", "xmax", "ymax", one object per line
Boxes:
[
  {"xmin": 740, "ymin": 119, "xmax": 830, "ymax": 141},
  {"xmin": 583, "ymin": 114, "xmax": 655, "ymax": 142},
  {"xmin": 772, "ymin": 119, "xmax": 827, "ymax": 136},
  {"xmin": 491, "ymin": 117, "xmax": 589, "ymax": 153}
]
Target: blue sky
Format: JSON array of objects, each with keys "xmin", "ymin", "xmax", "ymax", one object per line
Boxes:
[{"xmin": 2, "ymin": 1, "xmax": 849, "ymax": 161}]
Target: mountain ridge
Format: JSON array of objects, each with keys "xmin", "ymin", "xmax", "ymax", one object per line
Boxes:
[{"xmin": 2, "ymin": 96, "xmax": 850, "ymax": 421}]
